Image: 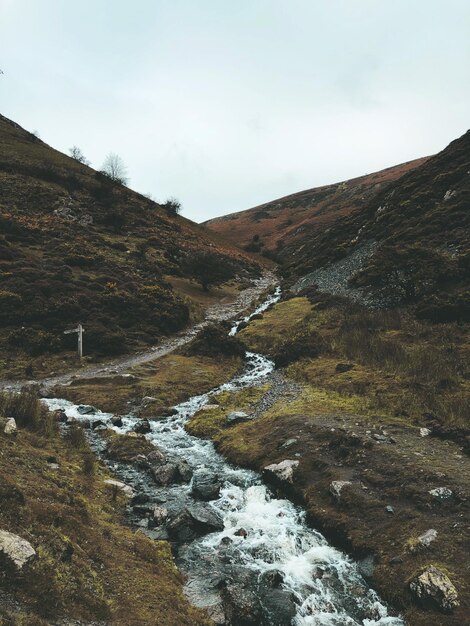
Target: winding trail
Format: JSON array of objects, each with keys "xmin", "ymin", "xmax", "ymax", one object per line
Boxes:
[{"xmin": 0, "ymin": 272, "xmax": 277, "ymax": 392}]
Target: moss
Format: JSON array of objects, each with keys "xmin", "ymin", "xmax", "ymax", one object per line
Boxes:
[
  {"xmin": 101, "ymin": 429, "xmax": 155, "ymax": 462},
  {"xmin": 186, "ymin": 384, "xmax": 270, "ymax": 438},
  {"xmin": 56, "ymin": 353, "xmax": 242, "ymax": 414}
]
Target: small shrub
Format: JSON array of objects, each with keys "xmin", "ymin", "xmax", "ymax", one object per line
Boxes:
[
  {"xmin": 0, "ymin": 390, "xmax": 43, "ymax": 429},
  {"xmin": 65, "ymin": 423, "xmax": 87, "ymax": 449}
]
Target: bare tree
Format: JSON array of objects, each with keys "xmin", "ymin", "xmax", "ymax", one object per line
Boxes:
[
  {"xmin": 101, "ymin": 153, "xmax": 128, "ymax": 185},
  {"xmin": 69, "ymin": 145, "xmax": 90, "ymax": 165}
]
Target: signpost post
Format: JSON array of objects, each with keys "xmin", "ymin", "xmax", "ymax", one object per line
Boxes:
[{"xmin": 64, "ymin": 323, "xmax": 84, "ymax": 358}]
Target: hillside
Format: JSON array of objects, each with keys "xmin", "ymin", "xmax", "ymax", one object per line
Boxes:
[
  {"xmin": 283, "ymin": 130, "xmax": 470, "ymax": 321},
  {"xmin": 205, "ymin": 157, "xmax": 428, "ymax": 255},
  {"xmin": 0, "ymin": 115, "xmax": 262, "ymax": 379}
]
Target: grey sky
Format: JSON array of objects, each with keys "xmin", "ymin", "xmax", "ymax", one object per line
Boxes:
[{"xmin": 1, "ymin": 1, "xmax": 469, "ymax": 222}]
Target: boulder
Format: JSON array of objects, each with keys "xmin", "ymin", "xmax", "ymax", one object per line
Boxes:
[
  {"xmin": 77, "ymin": 405, "xmax": 97, "ymax": 415},
  {"xmin": 111, "ymin": 416, "xmax": 123, "ymax": 427},
  {"xmin": 146, "ymin": 448, "xmax": 167, "ymax": 467},
  {"xmin": 200, "ymin": 404, "xmax": 221, "ymax": 411},
  {"xmin": 152, "ymin": 463, "xmax": 178, "ymax": 486},
  {"xmin": 167, "ymin": 504, "xmax": 224, "ymax": 542},
  {"xmin": 420, "ymin": 427, "xmax": 431, "ymax": 437},
  {"xmin": 134, "ymin": 419, "xmax": 151, "ymax": 434},
  {"xmin": 329, "ymin": 480, "xmax": 352, "ymax": 500},
  {"xmin": 221, "ymin": 567, "xmax": 261, "ymax": 626},
  {"xmin": 91, "ymin": 419, "xmax": 106, "ymax": 430},
  {"xmin": 103, "ymin": 479, "xmax": 134, "ymax": 497},
  {"xmin": 263, "ymin": 459, "xmax": 299, "ymax": 484},
  {"xmin": 191, "ymin": 469, "xmax": 221, "ymax": 501},
  {"xmin": 409, "ymin": 565, "xmax": 459, "ymax": 611},
  {"xmin": 4, "ymin": 418, "xmax": 17, "ymax": 435},
  {"xmin": 226, "ymin": 411, "xmax": 254, "ymax": 425},
  {"xmin": 177, "ymin": 460, "xmax": 193, "ymax": 482},
  {"xmin": 335, "ymin": 362, "xmax": 354, "ymax": 373},
  {"xmin": 0, "ymin": 530, "xmax": 36, "ymax": 569}
]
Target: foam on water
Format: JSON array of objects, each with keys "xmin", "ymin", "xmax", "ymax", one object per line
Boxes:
[{"xmin": 45, "ymin": 287, "xmax": 404, "ymax": 625}]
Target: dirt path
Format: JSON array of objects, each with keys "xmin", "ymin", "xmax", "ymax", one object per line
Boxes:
[{"xmin": 0, "ymin": 272, "xmax": 277, "ymax": 392}]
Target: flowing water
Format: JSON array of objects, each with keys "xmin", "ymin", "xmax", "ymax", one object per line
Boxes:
[{"xmin": 45, "ymin": 288, "xmax": 404, "ymax": 626}]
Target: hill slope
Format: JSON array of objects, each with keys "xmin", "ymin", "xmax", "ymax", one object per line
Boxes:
[
  {"xmin": 205, "ymin": 157, "xmax": 428, "ymax": 254},
  {"xmin": 0, "ymin": 114, "xmax": 261, "ymax": 377}
]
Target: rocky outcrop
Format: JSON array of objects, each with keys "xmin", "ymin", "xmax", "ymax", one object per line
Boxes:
[
  {"xmin": 263, "ymin": 459, "xmax": 299, "ymax": 484},
  {"xmin": 0, "ymin": 530, "xmax": 36, "ymax": 569},
  {"xmin": 409, "ymin": 565, "xmax": 459, "ymax": 612}
]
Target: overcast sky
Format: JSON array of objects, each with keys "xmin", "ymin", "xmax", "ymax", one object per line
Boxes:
[{"xmin": 1, "ymin": 1, "xmax": 469, "ymax": 222}]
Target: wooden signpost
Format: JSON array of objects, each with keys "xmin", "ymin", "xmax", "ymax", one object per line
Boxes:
[{"xmin": 64, "ymin": 323, "xmax": 84, "ymax": 358}]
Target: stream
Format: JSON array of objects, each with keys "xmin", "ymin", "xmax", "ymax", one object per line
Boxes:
[{"xmin": 45, "ymin": 288, "xmax": 405, "ymax": 626}]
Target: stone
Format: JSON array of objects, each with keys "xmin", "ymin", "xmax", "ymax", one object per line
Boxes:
[
  {"xmin": 77, "ymin": 405, "xmax": 97, "ymax": 415},
  {"xmin": 281, "ymin": 438, "xmax": 298, "ymax": 448},
  {"xmin": 134, "ymin": 419, "xmax": 151, "ymax": 434},
  {"xmin": 226, "ymin": 411, "xmax": 254, "ymax": 425},
  {"xmin": 152, "ymin": 463, "xmax": 178, "ymax": 486},
  {"xmin": 191, "ymin": 469, "xmax": 221, "ymax": 501},
  {"xmin": 429, "ymin": 487, "xmax": 453, "ymax": 502},
  {"xmin": 103, "ymin": 479, "xmax": 134, "ymax": 497},
  {"xmin": 335, "ymin": 362, "xmax": 354, "ymax": 373},
  {"xmin": 200, "ymin": 404, "xmax": 220, "ymax": 411},
  {"xmin": 385, "ymin": 505, "xmax": 395, "ymax": 514},
  {"xmin": 152, "ymin": 505, "xmax": 168, "ymax": 526},
  {"xmin": 420, "ymin": 427, "xmax": 431, "ymax": 437},
  {"xmin": 418, "ymin": 529, "xmax": 438, "ymax": 548},
  {"xmin": 176, "ymin": 460, "xmax": 193, "ymax": 482},
  {"xmin": 263, "ymin": 460, "xmax": 299, "ymax": 484},
  {"xmin": 146, "ymin": 448, "xmax": 167, "ymax": 467},
  {"xmin": 409, "ymin": 565, "xmax": 459, "ymax": 611},
  {"xmin": 0, "ymin": 530, "xmax": 36, "ymax": 569},
  {"xmin": 91, "ymin": 419, "xmax": 106, "ymax": 430},
  {"xmin": 167, "ymin": 504, "xmax": 224, "ymax": 542},
  {"xmin": 329, "ymin": 480, "xmax": 352, "ymax": 500},
  {"xmin": 4, "ymin": 418, "xmax": 17, "ymax": 435},
  {"xmin": 111, "ymin": 416, "xmax": 123, "ymax": 427},
  {"xmin": 234, "ymin": 528, "xmax": 248, "ymax": 538}
]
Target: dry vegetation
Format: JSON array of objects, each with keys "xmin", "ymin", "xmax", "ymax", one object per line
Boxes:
[
  {"xmin": 0, "ymin": 391, "xmax": 210, "ymax": 626},
  {"xmin": 0, "ymin": 114, "xmax": 261, "ymax": 379}
]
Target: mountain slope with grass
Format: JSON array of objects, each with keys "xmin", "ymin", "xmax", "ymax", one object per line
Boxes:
[
  {"xmin": 0, "ymin": 114, "xmax": 262, "ymax": 379},
  {"xmin": 205, "ymin": 157, "xmax": 428, "ymax": 257}
]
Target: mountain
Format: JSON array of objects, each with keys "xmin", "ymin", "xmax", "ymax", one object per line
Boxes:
[
  {"xmin": 0, "ymin": 114, "xmax": 261, "ymax": 377},
  {"xmin": 207, "ymin": 131, "xmax": 470, "ymax": 320},
  {"xmin": 205, "ymin": 157, "xmax": 428, "ymax": 255}
]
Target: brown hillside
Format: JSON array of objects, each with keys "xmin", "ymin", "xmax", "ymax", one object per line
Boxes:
[
  {"xmin": 0, "ymin": 114, "xmax": 261, "ymax": 376},
  {"xmin": 205, "ymin": 157, "xmax": 428, "ymax": 253}
]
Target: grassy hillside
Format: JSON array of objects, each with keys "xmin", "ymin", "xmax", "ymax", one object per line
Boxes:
[
  {"xmin": 0, "ymin": 115, "xmax": 261, "ymax": 378},
  {"xmin": 205, "ymin": 157, "xmax": 427, "ymax": 256}
]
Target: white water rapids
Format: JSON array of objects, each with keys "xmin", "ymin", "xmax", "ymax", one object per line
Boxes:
[{"xmin": 45, "ymin": 287, "xmax": 405, "ymax": 626}]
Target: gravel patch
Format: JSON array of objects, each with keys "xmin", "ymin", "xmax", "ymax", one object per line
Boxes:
[{"xmin": 291, "ymin": 241, "xmax": 378, "ymax": 305}]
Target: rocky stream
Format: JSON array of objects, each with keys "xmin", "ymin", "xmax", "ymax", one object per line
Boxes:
[{"xmin": 45, "ymin": 289, "xmax": 405, "ymax": 626}]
